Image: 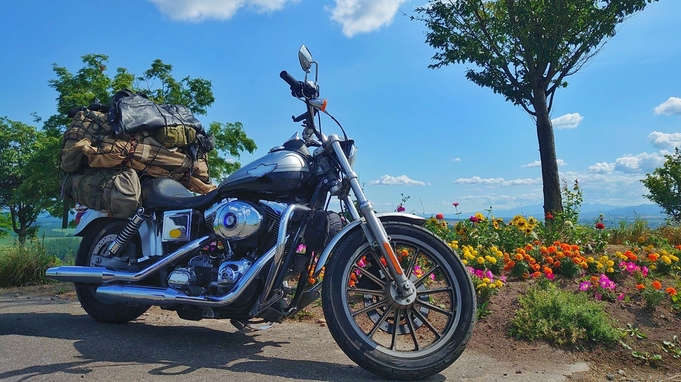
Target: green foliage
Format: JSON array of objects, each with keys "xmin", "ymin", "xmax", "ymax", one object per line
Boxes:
[
  {"xmin": 642, "ymin": 148, "xmax": 681, "ymax": 222},
  {"xmin": 0, "ymin": 242, "xmax": 61, "ymax": 287},
  {"xmin": 207, "ymin": 121, "xmax": 257, "ymax": 179},
  {"xmin": 0, "ymin": 118, "xmax": 57, "ymax": 244},
  {"xmin": 510, "ymin": 282, "xmax": 621, "ymax": 346}
]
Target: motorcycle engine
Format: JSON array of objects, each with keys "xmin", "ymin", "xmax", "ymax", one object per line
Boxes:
[{"xmin": 206, "ymin": 200, "xmax": 266, "ymax": 241}]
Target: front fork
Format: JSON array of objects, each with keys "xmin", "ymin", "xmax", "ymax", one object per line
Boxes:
[{"xmin": 329, "ymin": 135, "xmax": 417, "ymax": 302}]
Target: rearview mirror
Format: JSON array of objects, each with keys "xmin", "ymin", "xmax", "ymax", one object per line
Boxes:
[{"xmin": 298, "ymin": 45, "xmax": 313, "ymax": 73}]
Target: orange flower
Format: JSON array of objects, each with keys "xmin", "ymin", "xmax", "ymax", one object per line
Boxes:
[
  {"xmin": 666, "ymin": 287, "xmax": 677, "ymax": 296},
  {"xmin": 547, "ymin": 246, "xmax": 557, "ymax": 254},
  {"xmin": 553, "ymin": 261, "xmax": 561, "ymax": 268},
  {"xmin": 514, "ymin": 253, "xmax": 524, "ymax": 261},
  {"xmin": 532, "ymin": 271, "xmax": 542, "ymax": 279},
  {"xmin": 636, "ymin": 283, "xmax": 646, "ymax": 290},
  {"xmin": 524, "ymin": 244, "xmax": 534, "ymax": 252},
  {"xmin": 648, "ymin": 253, "xmax": 659, "ymax": 262},
  {"xmin": 651, "ymin": 280, "xmax": 662, "ymax": 290}
]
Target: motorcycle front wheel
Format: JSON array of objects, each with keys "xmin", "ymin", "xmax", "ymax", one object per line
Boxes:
[{"xmin": 322, "ymin": 222, "xmax": 476, "ymax": 380}]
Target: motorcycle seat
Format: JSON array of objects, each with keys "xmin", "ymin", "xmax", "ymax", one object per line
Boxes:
[{"xmin": 141, "ymin": 178, "xmax": 217, "ymax": 211}]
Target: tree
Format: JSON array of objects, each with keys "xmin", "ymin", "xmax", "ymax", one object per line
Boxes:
[
  {"xmin": 0, "ymin": 118, "xmax": 56, "ymax": 244},
  {"xmin": 416, "ymin": 0, "xmax": 656, "ymax": 216},
  {"xmin": 641, "ymin": 148, "xmax": 681, "ymax": 222},
  {"xmin": 43, "ymin": 54, "xmax": 256, "ymax": 227}
]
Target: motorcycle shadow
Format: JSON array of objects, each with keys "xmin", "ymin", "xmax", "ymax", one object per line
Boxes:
[{"xmin": 0, "ymin": 302, "xmax": 445, "ymax": 381}]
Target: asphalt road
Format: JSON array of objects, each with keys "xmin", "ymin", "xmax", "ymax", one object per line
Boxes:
[{"xmin": 0, "ymin": 293, "xmax": 591, "ymax": 382}]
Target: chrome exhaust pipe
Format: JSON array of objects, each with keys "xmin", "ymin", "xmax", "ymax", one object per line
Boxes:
[
  {"xmin": 96, "ymin": 244, "xmax": 275, "ymax": 307},
  {"xmin": 45, "ymin": 236, "xmax": 212, "ymax": 283}
]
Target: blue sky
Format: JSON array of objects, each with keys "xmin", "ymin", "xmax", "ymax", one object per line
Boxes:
[{"xmin": 1, "ymin": 0, "xmax": 680, "ymax": 216}]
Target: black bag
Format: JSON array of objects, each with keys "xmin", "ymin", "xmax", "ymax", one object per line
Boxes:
[{"xmin": 108, "ymin": 90, "xmax": 204, "ymax": 136}]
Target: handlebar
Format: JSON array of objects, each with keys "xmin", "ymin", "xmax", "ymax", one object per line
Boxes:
[{"xmin": 280, "ymin": 71, "xmax": 302, "ymax": 96}]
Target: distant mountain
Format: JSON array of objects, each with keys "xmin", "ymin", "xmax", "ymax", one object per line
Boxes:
[{"xmin": 442, "ymin": 203, "xmax": 666, "ymax": 223}]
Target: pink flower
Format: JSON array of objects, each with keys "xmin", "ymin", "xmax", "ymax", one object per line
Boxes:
[
  {"xmin": 397, "ymin": 205, "xmax": 406, "ymax": 212},
  {"xmin": 452, "ymin": 202, "xmax": 459, "ymax": 207},
  {"xmin": 579, "ymin": 281, "xmax": 591, "ymax": 291},
  {"xmin": 546, "ymin": 273, "xmax": 555, "ymax": 280},
  {"xmin": 617, "ymin": 293, "xmax": 625, "ymax": 301},
  {"xmin": 642, "ymin": 266, "xmax": 649, "ymax": 277},
  {"xmin": 469, "ymin": 216, "xmax": 479, "ymax": 223}
]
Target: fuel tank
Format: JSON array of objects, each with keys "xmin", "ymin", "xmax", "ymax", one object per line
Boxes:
[{"xmin": 218, "ymin": 147, "xmax": 311, "ymax": 202}]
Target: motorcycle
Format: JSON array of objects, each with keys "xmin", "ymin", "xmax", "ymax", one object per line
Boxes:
[{"xmin": 46, "ymin": 45, "xmax": 476, "ymax": 380}]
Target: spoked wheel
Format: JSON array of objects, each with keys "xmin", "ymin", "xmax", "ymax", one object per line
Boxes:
[
  {"xmin": 75, "ymin": 219, "xmax": 150, "ymax": 324},
  {"xmin": 322, "ymin": 222, "xmax": 476, "ymax": 380}
]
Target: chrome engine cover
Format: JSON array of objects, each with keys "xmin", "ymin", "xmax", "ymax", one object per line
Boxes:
[{"xmin": 210, "ymin": 201, "xmax": 263, "ymax": 240}]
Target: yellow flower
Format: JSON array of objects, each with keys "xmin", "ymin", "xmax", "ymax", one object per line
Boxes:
[
  {"xmin": 606, "ymin": 260, "xmax": 614, "ymax": 267},
  {"xmin": 606, "ymin": 267, "xmax": 614, "ymax": 273},
  {"xmin": 494, "ymin": 280, "xmax": 503, "ymax": 288},
  {"xmin": 586, "ymin": 256, "xmax": 595, "ymax": 264},
  {"xmin": 661, "ymin": 255, "xmax": 672, "ymax": 265},
  {"xmin": 477, "ymin": 257, "xmax": 485, "ymax": 264}
]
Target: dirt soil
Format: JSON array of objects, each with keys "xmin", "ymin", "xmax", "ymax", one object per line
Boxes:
[{"xmin": 4, "ymin": 274, "xmax": 680, "ymax": 382}]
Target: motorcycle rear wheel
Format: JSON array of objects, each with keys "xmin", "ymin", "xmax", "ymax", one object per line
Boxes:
[
  {"xmin": 75, "ymin": 220, "xmax": 150, "ymax": 324},
  {"xmin": 322, "ymin": 222, "xmax": 476, "ymax": 380}
]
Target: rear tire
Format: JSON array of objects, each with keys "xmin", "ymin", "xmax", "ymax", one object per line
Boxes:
[
  {"xmin": 75, "ymin": 220, "xmax": 150, "ymax": 324},
  {"xmin": 322, "ymin": 222, "xmax": 476, "ymax": 380}
]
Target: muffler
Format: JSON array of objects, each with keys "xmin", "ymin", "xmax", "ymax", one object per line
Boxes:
[{"xmin": 45, "ymin": 235, "xmax": 212, "ymax": 284}]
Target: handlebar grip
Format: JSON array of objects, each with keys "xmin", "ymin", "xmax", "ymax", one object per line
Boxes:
[{"xmin": 280, "ymin": 70, "xmax": 301, "ymax": 90}]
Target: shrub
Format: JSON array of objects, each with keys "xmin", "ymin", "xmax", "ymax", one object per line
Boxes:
[
  {"xmin": 0, "ymin": 242, "xmax": 61, "ymax": 287},
  {"xmin": 510, "ymin": 282, "xmax": 621, "ymax": 346}
]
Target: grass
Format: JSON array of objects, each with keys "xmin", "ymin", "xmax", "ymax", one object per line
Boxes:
[
  {"xmin": 0, "ymin": 242, "xmax": 62, "ymax": 287},
  {"xmin": 509, "ymin": 281, "xmax": 622, "ymax": 346}
]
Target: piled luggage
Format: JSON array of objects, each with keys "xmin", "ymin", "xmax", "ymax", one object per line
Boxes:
[{"xmin": 60, "ymin": 91, "xmax": 217, "ymax": 218}]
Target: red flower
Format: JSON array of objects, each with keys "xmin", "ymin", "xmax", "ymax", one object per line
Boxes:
[
  {"xmin": 595, "ymin": 222, "xmax": 605, "ymax": 230},
  {"xmin": 545, "ymin": 212, "xmax": 554, "ymax": 220},
  {"xmin": 452, "ymin": 202, "xmax": 459, "ymax": 207},
  {"xmin": 436, "ymin": 213, "xmax": 444, "ymax": 220},
  {"xmin": 469, "ymin": 215, "xmax": 479, "ymax": 223}
]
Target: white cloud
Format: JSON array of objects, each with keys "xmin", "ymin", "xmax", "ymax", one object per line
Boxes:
[
  {"xmin": 328, "ymin": 0, "xmax": 408, "ymax": 37},
  {"xmin": 613, "ymin": 152, "xmax": 666, "ymax": 174},
  {"xmin": 147, "ymin": 0, "xmax": 293, "ymax": 21},
  {"xmin": 454, "ymin": 176, "xmax": 542, "ymax": 186},
  {"xmin": 451, "ymin": 157, "xmax": 461, "ymax": 162},
  {"xmin": 587, "ymin": 162, "xmax": 615, "ymax": 174},
  {"xmin": 552, "ymin": 113, "xmax": 583, "ymax": 129},
  {"xmin": 369, "ymin": 174, "xmax": 428, "ymax": 186},
  {"xmin": 653, "ymin": 97, "xmax": 681, "ymax": 115},
  {"xmin": 648, "ymin": 131, "xmax": 681, "ymax": 150},
  {"xmin": 521, "ymin": 159, "xmax": 566, "ymax": 168}
]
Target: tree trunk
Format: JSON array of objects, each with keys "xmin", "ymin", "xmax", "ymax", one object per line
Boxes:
[{"xmin": 533, "ymin": 90, "xmax": 563, "ymax": 216}]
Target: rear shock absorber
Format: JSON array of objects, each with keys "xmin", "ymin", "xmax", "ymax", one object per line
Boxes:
[{"xmin": 108, "ymin": 208, "xmax": 151, "ymax": 257}]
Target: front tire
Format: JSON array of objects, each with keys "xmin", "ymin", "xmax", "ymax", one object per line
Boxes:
[
  {"xmin": 75, "ymin": 220, "xmax": 150, "ymax": 324},
  {"xmin": 322, "ymin": 222, "xmax": 476, "ymax": 380}
]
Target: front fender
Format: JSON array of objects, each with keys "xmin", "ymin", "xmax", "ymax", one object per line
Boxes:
[{"xmin": 313, "ymin": 212, "xmax": 425, "ymax": 276}]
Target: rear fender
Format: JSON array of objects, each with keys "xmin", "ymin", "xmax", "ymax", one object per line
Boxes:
[
  {"xmin": 74, "ymin": 210, "xmax": 162, "ymax": 258},
  {"xmin": 313, "ymin": 213, "xmax": 426, "ymax": 276}
]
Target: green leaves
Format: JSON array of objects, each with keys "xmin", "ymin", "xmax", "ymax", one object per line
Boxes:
[{"xmin": 642, "ymin": 148, "xmax": 681, "ymax": 222}]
